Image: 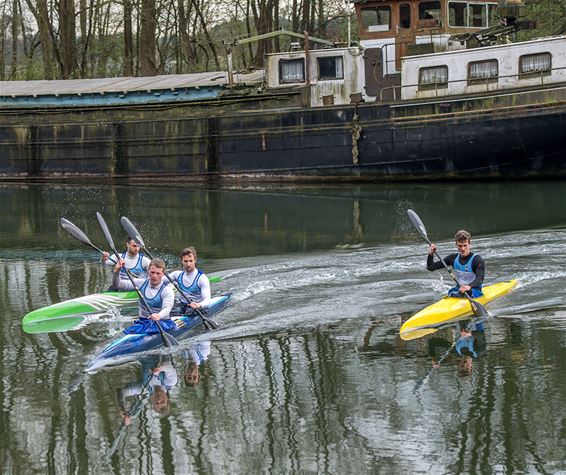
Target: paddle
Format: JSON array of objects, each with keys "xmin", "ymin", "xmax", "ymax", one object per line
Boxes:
[
  {"xmin": 414, "ymin": 325, "xmax": 459, "ymax": 390},
  {"xmin": 407, "ymin": 209, "xmax": 488, "ymax": 319},
  {"xmin": 120, "ymin": 216, "xmax": 219, "ymax": 331},
  {"xmin": 107, "ymin": 365, "xmax": 154, "ymax": 461},
  {"xmin": 96, "ymin": 212, "xmax": 178, "ymax": 348},
  {"xmin": 61, "ymin": 218, "xmax": 117, "ymax": 264}
]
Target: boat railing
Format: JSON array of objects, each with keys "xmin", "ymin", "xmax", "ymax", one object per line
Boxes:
[{"xmin": 380, "ymin": 64, "xmax": 566, "ymax": 102}]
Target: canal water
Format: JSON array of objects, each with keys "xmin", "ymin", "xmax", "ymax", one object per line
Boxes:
[{"xmin": 1, "ymin": 181, "xmax": 565, "ymax": 473}]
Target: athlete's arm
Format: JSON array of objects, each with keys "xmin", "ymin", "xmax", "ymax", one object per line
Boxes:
[
  {"xmin": 156, "ymin": 286, "xmax": 175, "ymax": 320},
  {"xmin": 427, "ymin": 253, "xmax": 456, "ymax": 271},
  {"xmin": 112, "ymin": 262, "xmax": 144, "ymax": 290},
  {"xmin": 141, "ymin": 256, "xmax": 152, "ymax": 270},
  {"xmin": 469, "ymin": 255, "xmax": 486, "ymax": 288},
  {"xmin": 196, "ymin": 275, "xmax": 211, "ymax": 307}
]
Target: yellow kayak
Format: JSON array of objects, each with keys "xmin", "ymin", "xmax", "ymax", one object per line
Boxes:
[{"xmin": 400, "ymin": 280, "xmax": 518, "ymax": 339}]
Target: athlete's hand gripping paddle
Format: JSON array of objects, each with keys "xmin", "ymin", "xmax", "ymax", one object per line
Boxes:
[
  {"xmin": 120, "ymin": 216, "xmax": 219, "ymax": 330},
  {"xmin": 96, "ymin": 212, "xmax": 178, "ymax": 348},
  {"xmin": 407, "ymin": 209, "xmax": 488, "ymax": 319}
]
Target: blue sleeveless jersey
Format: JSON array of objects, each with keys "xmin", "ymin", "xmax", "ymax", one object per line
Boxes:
[
  {"xmin": 448, "ymin": 253, "xmax": 483, "ymax": 297},
  {"xmin": 177, "ymin": 270, "xmax": 203, "ymax": 304},
  {"xmin": 139, "ymin": 280, "xmax": 169, "ymax": 318},
  {"xmin": 119, "ymin": 251, "xmax": 147, "ymax": 279},
  {"xmin": 453, "ymin": 253, "xmax": 480, "ymax": 288}
]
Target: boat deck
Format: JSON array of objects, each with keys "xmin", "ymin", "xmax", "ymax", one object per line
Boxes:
[{"xmin": 0, "ymin": 70, "xmax": 265, "ymax": 107}]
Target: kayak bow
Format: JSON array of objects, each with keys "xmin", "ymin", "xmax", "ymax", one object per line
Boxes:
[
  {"xmin": 400, "ymin": 280, "xmax": 517, "ymax": 339},
  {"xmin": 22, "ymin": 291, "xmax": 139, "ymax": 326}
]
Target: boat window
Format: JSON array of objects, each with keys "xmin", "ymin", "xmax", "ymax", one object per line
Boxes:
[
  {"xmin": 448, "ymin": 2, "xmax": 498, "ymax": 27},
  {"xmin": 468, "ymin": 59, "xmax": 498, "ymax": 84},
  {"xmin": 519, "ymin": 52, "xmax": 552, "ymax": 76},
  {"xmin": 469, "ymin": 4, "xmax": 487, "ymax": 27},
  {"xmin": 419, "ymin": 1, "xmax": 441, "ymax": 21},
  {"xmin": 361, "ymin": 6, "xmax": 392, "ymax": 32},
  {"xmin": 279, "ymin": 58, "xmax": 305, "ymax": 84},
  {"xmin": 400, "ymin": 4, "xmax": 411, "ymax": 29},
  {"xmin": 449, "ymin": 2, "xmax": 468, "ymax": 26},
  {"xmin": 317, "ymin": 56, "xmax": 344, "ymax": 80},
  {"xmin": 419, "ymin": 65, "xmax": 448, "ymax": 89}
]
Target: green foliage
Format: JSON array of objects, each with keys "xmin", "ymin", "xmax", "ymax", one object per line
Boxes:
[{"xmin": 518, "ymin": 0, "xmax": 566, "ymax": 40}]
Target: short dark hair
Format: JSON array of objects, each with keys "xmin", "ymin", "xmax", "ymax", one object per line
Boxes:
[
  {"xmin": 180, "ymin": 247, "xmax": 197, "ymax": 259},
  {"xmin": 454, "ymin": 230, "xmax": 471, "ymax": 242}
]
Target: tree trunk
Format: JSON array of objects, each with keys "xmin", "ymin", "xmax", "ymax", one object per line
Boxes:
[
  {"xmin": 123, "ymin": 0, "xmax": 134, "ymax": 75},
  {"xmin": 11, "ymin": 0, "xmax": 18, "ymax": 78},
  {"xmin": 191, "ymin": 0, "xmax": 220, "ymax": 70},
  {"xmin": 58, "ymin": 0, "xmax": 76, "ymax": 78},
  {"xmin": 25, "ymin": 0, "xmax": 56, "ymax": 79},
  {"xmin": 140, "ymin": 0, "xmax": 157, "ymax": 76},
  {"xmin": 0, "ymin": 1, "xmax": 7, "ymax": 80}
]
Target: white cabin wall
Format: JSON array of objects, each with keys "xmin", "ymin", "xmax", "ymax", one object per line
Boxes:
[
  {"xmin": 401, "ymin": 36, "xmax": 566, "ymax": 100},
  {"xmin": 265, "ymin": 47, "xmax": 366, "ymax": 107}
]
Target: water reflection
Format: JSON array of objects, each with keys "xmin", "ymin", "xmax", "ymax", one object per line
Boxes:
[
  {"xmin": 3, "ymin": 181, "xmax": 566, "ymax": 258},
  {"xmin": 2, "ymin": 182, "xmax": 566, "ymax": 472}
]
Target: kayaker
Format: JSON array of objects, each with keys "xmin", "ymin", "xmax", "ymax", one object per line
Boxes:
[
  {"xmin": 427, "ymin": 229, "xmax": 485, "ymax": 298},
  {"xmin": 112, "ymin": 257, "xmax": 176, "ymax": 335},
  {"xmin": 102, "ymin": 236, "xmax": 151, "ymax": 281},
  {"xmin": 167, "ymin": 247, "xmax": 211, "ymax": 315}
]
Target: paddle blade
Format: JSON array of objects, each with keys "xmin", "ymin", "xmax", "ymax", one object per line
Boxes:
[
  {"xmin": 96, "ymin": 212, "xmax": 118, "ymax": 255},
  {"xmin": 469, "ymin": 299, "xmax": 489, "ymax": 319},
  {"xmin": 407, "ymin": 209, "xmax": 429, "ymax": 242},
  {"xmin": 61, "ymin": 218, "xmax": 94, "ymax": 247},
  {"xmin": 120, "ymin": 216, "xmax": 146, "ymax": 249},
  {"xmin": 155, "ymin": 321, "xmax": 179, "ymax": 347}
]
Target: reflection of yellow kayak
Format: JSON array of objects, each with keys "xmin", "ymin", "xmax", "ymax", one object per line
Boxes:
[{"xmin": 400, "ymin": 280, "xmax": 518, "ymax": 339}]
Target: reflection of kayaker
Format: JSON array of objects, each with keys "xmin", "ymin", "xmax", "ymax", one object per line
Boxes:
[
  {"xmin": 107, "ymin": 355, "xmax": 178, "ymax": 459},
  {"xmin": 117, "ymin": 355, "xmax": 178, "ymax": 422},
  {"xmin": 183, "ymin": 341, "xmax": 211, "ymax": 387},
  {"xmin": 427, "ymin": 230, "xmax": 485, "ymax": 299},
  {"xmin": 428, "ymin": 320, "xmax": 486, "ymax": 375}
]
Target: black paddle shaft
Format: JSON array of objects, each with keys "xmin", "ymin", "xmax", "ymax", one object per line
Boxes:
[
  {"xmin": 407, "ymin": 209, "xmax": 488, "ymax": 318},
  {"xmin": 96, "ymin": 212, "xmax": 178, "ymax": 347},
  {"xmin": 120, "ymin": 216, "xmax": 218, "ymax": 330}
]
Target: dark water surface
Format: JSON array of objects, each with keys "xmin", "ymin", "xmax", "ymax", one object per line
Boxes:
[{"xmin": 1, "ymin": 182, "xmax": 566, "ymax": 473}]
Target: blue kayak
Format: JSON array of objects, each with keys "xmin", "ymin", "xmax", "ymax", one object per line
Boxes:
[{"xmin": 86, "ymin": 293, "xmax": 231, "ymax": 371}]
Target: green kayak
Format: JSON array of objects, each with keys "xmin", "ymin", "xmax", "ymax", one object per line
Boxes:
[
  {"xmin": 22, "ymin": 291, "xmax": 139, "ymax": 327},
  {"xmin": 21, "ymin": 275, "xmax": 222, "ymax": 332}
]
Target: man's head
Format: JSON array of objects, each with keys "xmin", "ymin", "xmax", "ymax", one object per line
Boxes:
[
  {"xmin": 454, "ymin": 229, "xmax": 472, "ymax": 257},
  {"xmin": 458, "ymin": 355, "xmax": 473, "ymax": 376},
  {"xmin": 180, "ymin": 247, "xmax": 197, "ymax": 273},
  {"xmin": 148, "ymin": 258, "xmax": 166, "ymax": 286},
  {"xmin": 184, "ymin": 362, "xmax": 201, "ymax": 386},
  {"xmin": 151, "ymin": 387, "xmax": 171, "ymax": 416},
  {"xmin": 126, "ymin": 237, "xmax": 141, "ymax": 256}
]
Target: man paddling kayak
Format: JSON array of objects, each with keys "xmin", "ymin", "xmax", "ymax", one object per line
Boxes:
[
  {"xmin": 103, "ymin": 236, "xmax": 151, "ymax": 282},
  {"xmin": 112, "ymin": 258, "xmax": 176, "ymax": 334},
  {"xmin": 166, "ymin": 247, "xmax": 211, "ymax": 315},
  {"xmin": 427, "ymin": 229, "xmax": 485, "ymax": 298}
]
